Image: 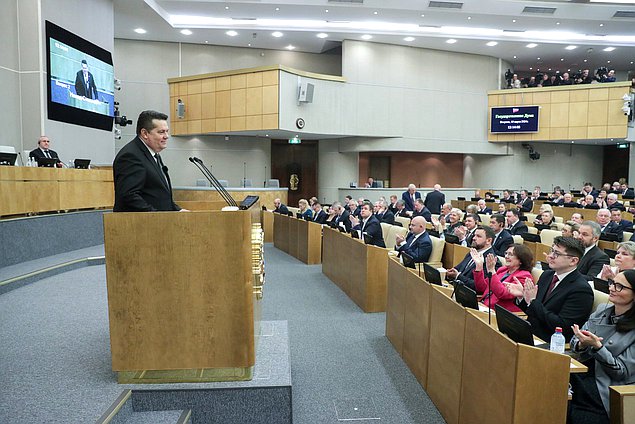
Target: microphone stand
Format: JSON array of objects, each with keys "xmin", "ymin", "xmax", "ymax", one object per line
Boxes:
[{"xmin": 188, "ymin": 157, "xmax": 238, "ymax": 207}]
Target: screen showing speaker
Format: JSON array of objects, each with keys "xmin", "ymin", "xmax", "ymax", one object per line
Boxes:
[
  {"xmin": 490, "ymin": 105, "xmax": 539, "ymax": 133},
  {"xmin": 46, "ymin": 20, "xmax": 114, "ymax": 131}
]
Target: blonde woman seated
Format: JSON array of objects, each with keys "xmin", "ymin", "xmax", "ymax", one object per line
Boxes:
[
  {"xmin": 598, "ymin": 241, "xmax": 635, "ymax": 281},
  {"xmin": 298, "ymin": 199, "xmax": 313, "ymax": 220},
  {"xmin": 534, "ymin": 210, "xmax": 558, "ymax": 231},
  {"xmin": 470, "ymin": 244, "xmax": 534, "ymax": 312}
]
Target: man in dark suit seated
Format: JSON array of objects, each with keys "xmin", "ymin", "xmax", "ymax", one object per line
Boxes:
[
  {"xmin": 558, "ymin": 192, "xmax": 578, "ymax": 207},
  {"xmin": 328, "ymin": 201, "xmax": 352, "ymax": 232},
  {"xmin": 505, "ymin": 236, "xmax": 594, "ymax": 342},
  {"xmin": 350, "ymin": 202, "xmax": 386, "ymax": 248},
  {"xmin": 516, "ymin": 190, "xmax": 533, "ymax": 213},
  {"xmin": 501, "ymin": 190, "xmax": 515, "ymax": 204},
  {"xmin": 596, "ymin": 208, "xmax": 623, "ymax": 241},
  {"xmin": 424, "ymin": 184, "xmax": 445, "ymax": 215},
  {"xmin": 445, "ymin": 226, "xmax": 499, "ymax": 290},
  {"xmin": 575, "ymin": 221, "xmax": 611, "ymax": 279},
  {"xmin": 610, "ymin": 208, "xmax": 634, "ymax": 234},
  {"xmin": 458, "ymin": 213, "xmax": 480, "ymax": 247},
  {"xmin": 394, "ymin": 216, "xmax": 432, "ymax": 263},
  {"xmin": 388, "ymin": 195, "xmax": 399, "ymax": 214},
  {"xmin": 489, "ymin": 214, "xmax": 514, "ymax": 256},
  {"xmin": 113, "ymin": 110, "xmax": 187, "ymax": 212},
  {"xmin": 364, "ymin": 177, "xmax": 378, "ymax": 188},
  {"xmin": 394, "ymin": 199, "xmax": 409, "ymax": 218},
  {"xmin": 580, "ymin": 194, "xmax": 599, "ymax": 209},
  {"xmin": 401, "ymin": 184, "xmax": 421, "ymax": 212},
  {"xmin": 620, "ymin": 183, "xmax": 634, "ymax": 198},
  {"xmin": 375, "ymin": 200, "xmax": 395, "ymax": 224},
  {"xmin": 29, "ymin": 135, "xmax": 62, "ymax": 166},
  {"xmin": 505, "ymin": 209, "xmax": 528, "ymax": 235},
  {"xmin": 477, "ymin": 199, "xmax": 493, "ymax": 215},
  {"xmin": 606, "ymin": 193, "xmax": 626, "ymax": 211},
  {"xmin": 311, "ymin": 202, "xmax": 328, "ymax": 224},
  {"xmin": 411, "ymin": 198, "xmax": 432, "ymax": 221},
  {"xmin": 273, "ymin": 198, "xmax": 289, "ymax": 215}
]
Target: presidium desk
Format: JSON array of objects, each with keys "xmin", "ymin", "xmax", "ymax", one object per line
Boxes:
[{"xmin": 103, "ymin": 205, "xmax": 264, "ymax": 384}]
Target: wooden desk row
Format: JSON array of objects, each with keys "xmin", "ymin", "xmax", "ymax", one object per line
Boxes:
[
  {"xmin": 0, "ymin": 167, "xmax": 114, "ymax": 216},
  {"xmin": 385, "ymin": 257, "xmax": 583, "ymax": 424},
  {"xmin": 272, "ymin": 212, "xmax": 322, "ymax": 265}
]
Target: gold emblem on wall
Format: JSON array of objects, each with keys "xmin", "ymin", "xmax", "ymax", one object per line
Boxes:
[{"xmin": 290, "ymin": 174, "xmax": 299, "ymax": 191}]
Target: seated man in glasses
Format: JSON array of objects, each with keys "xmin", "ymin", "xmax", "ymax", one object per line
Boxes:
[{"xmin": 505, "ymin": 236, "xmax": 594, "ymax": 342}]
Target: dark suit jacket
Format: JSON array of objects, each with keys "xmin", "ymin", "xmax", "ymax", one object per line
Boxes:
[
  {"xmin": 453, "ymin": 246, "xmax": 499, "ymax": 290},
  {"xmin": 395, "ymin": 208, "xmax": 409, "ymax": 218},
  {"xmin": 508, "ymin": 221, "xmax": 528, "ymax": 236},
  {"xmin": 396, "ymin": 231, "xmax": 432, "ymax": 263},
  {"xmin": 274, "ymin": 204, "xmax": 289, "ymax": 215},
  {"xmin": 478, "ymin": 207, "xmax": 493, "ymax": 215},
  {"xmin": 412, "ymin": 207, "xmax": 432, "ymax": 222},
  {"xmin": 517, "ymin": 269, "xmax": 594, "ymax": 342},
  {"xmin": 353, "ymin": 215, "xmax": 386, "ymax": 248},
  {"xmin": 607, "ymin": 201, "xmax": 626, "ymax": 211},
  {"xmin": 388, "ymin": 202, "xmax": 399, "ymax": 215},
  {"xmin": 424, "ymin": 190, "xmax": 445, "ymax": 215},
  {"xmin": 577, "ymin": 246, "xmax": 610, "ymax": 280},
  {"xmin": 312, "ymin": 210, "xmax": 328, "ymax": 224},
  {"xmin": 29, "ymin": 148, "xmax": 61, "ymax": 164},
  {"xmin": 615, "ymin": 219, "xmax": 634, "ymax": 234},
  {"xmin": 622, "ymin": 188, "xmax": 634, "ymax": 198},
  {"xmin": 516, "ymin": 197, "xmax": 533, "ymax": 213},
  {"xmin": 401, "ymin": 191, "xmax": 422, "ymax": 211},
  {"xmin": 332, "ymin": 210, "xmax": 352, "ymax": 232},
  {"xmin": 602, "ymin": 221, "xmax": 624, "ymax": 241},
  {"xmin": 75, "ymin": 70, "xmax": 98, "ymax": 99},
  {"xmin": 376, "ymin": 210, "xmax": 395, "ymax": 225},
  {"xmin": 492, "ymin": 229, "xmax": 514, "ymax": 256},
  {"xmin": 113, "ymin": 136, "xmax": 180, "ymax": 212}
]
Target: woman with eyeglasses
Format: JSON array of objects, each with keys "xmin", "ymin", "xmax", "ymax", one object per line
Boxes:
[
  {"xmin": 471, "ymin": 243, "xmax": 534, "ymax": 312},
  {"xmin": 598, "ymin": 241, "xmax": 635, "ymax": 281},
  {"xmin": 568, "ymin": 269, "xmax": 635, "ymax": 424}
]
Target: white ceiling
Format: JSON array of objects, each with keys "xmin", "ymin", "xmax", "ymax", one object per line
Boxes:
[{"xmin": 114, "ymin": 0, "xmax": 635, "ymax": 76}]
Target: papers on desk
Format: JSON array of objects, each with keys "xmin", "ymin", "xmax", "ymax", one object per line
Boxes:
[{"xmin": 478, "ymin": 303, "xmax": 491, "ymax": 313}]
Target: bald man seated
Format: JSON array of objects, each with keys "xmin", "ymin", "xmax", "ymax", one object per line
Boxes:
[{"xmin": 394, "ymin": 216, "xmax": 432, "ymax": 263}]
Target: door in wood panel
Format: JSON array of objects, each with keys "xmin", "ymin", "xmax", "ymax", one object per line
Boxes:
[{"xmin": 271, "ymin": 140, "xmax": 318, "ymax": 207}]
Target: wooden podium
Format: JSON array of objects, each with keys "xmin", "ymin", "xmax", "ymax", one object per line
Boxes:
[{"xmin": 103, "ymin": 210, "xmax": 263, "ymax": 383}]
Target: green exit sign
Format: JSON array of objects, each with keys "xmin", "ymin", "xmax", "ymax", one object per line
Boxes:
[{"xmin": 288, "ymin": 137, "xmax": 301, "ymax": 144}]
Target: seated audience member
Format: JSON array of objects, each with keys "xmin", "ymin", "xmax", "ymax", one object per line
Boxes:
[
  {"xmin": 388, "ymin": 195, "xmax": 399, "ymax": 214},
  {"xmin": 484, "ymin": 192, "xmax": 494, "ymax": 200},
  {"xmin": 568, "ymin": 269, "xmax": 635, "ymax": 424},
  {"xmin": 596, "ymin": 208, "xmax": 623, "ymax": 241},
  {"xmin": 559, "ymin": 192, "xmax": 578, "ymax": 207},
  {"xmin": 501, "ymin": 190, "xmax": 515, "ymax": 203},
  {"xmin": 606, "ymin": 193, "xmax": 625, "ymax": 211},
  {"xmin": 571, "ymin": 212, "xmax": 584, "ymax": 225},
  {"xmin": 424, "ymin": 184, "xmax": 445, "ymax": 215},
  {"xmin": 580, "ymin": 194, "xmax": 600, "ymax": 209},
  {"xmin": 497, "ymin": 202, "xmax": 507, "ymax": 214},
  {"xmin": 311, "ymin": 202, "xmax": 328, "ymax": 224},
  {"xmin": 411, "ymin": 198, "xmax": 432, "ymax": 221},
  {"xmin": 516, "ymin": 189, "xmax": 534, "ymax": 213},
  {"xmin": 394, "ymin": 216, "xmax": 432, "ymax": 263},
  {"xmin": 540, "ymin": 73, "xmax": 552, "ymax": 87},
  {"xmin": 356, "ymin": 198, "xmax": 365, "ymax": 215},
  {"xmin": 472, "ymin": 244, "xmax": 534, "ymax": 311},
  {"xmin": 309, "ymin": 196, "xmax": 319, "ymax": 206},
  {"xmin": 575, "ymin": 221, "xmax": 611, "ymax": 279},
  {"xmin": 505, "ymin": 236, "xmax": 594, "ymax": 342},
  {"xmin": 402, "ymin": 184, "xmax": 421, "ymax": 212},
  {"xmin": 465, "ymin": 204, "xmax": 479, "ymax": 215},
  {"xmin": 459, "ymin": 213, "xmax": 481, "ymax": 247},
  {"xmin": 29, "ymin": 135, "xmax": 62, "ymax": 166},
  {"xmin": 329, "ymin": 201, "xmax": 352, "ymax": 232},
  {"xmin": 298, "ymin": 199, "xmax": 313, "ymax": 220},
  {"xmin": 620, "ymin": 183, "xmax": 634, "ymax": 198},
  {"xmin": 560, "ymin": 72, "xmax": 573, "ymax": 85},
  {"xmin": 609, "ymin": 182, "xmax": 620, "ymax": 193},
  {"xmin": 433, "ymin": 208, "xmax": 462, "ymax": 235},
  {"xmin": 273, "ymin": 198, "xmax": 289, "ymax": 215},
  {"xmin": 527, "ymin": 76, "xmax": 537, "ymax": 88},
  {"xmin": 347, "ymin": 199, "xmax": 358, "ymax": 217},
  {"xmin": 598, "ymin": 241, "xmax": 635, "ymax": 281},
  {"xmin": 473, "ymin": 189, "xmax": 482, "ymax": 200},
  {"xmin": 350, "ymin": 202, "xmax": 386, "ymax": 247},
  {"xmin": 489, "ymin": 214, "xmax": 514, "ymax": 256},
  {"xmin": 611, "ymin": 208, "xmax": 634, "ymax": 234},
  {"xmin": 344, "ymin": 195, "xmax": 353, "ymax": 205},
  {"xmin": 438, "ymin": 202, "xmax": 452, "ymax": 223},
  {"xmin": 394, "ymin": 199, "xmax": 409, "ymax": 217},
  {"xmin": 551, "ymin": 189, "xmax": 564, "ymax": 204},
  {"xmin": 534, "ymin": 211, "xmax": 558, "ymax": 231},
  {"xmin": 532, "ymin": 186, "xmax": 542, "ymax": 200},
  {"xmin": 446, "ymin": 226, "xmax": 499, "ymax": 290},
  {"xmin": 576, "ymin": 69, "xmax": 594, "ymax": 84},
  {"xmin": 477, "ymin": 199, "xmax": 493, "ymax": 215},
  {"xmin": 364, "ymin": 177, "xmax": 378, "ymax": 188},
  {"xmin": 562, "ymin": 221, "xmax": 580, "ymax": 238},
  {"xmin": 375, "ymin": 200, "xmax": 395, "ymax": 224},
  {"xmin": 581, "ymin": 181, "xmax": 599, "ymax": 198},
  {"xmin": 506, "ymin": 209, "xmax": 528, "ymax": 235}
]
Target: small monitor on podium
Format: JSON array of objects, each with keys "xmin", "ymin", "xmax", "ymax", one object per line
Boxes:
[
  {"xmin": 37, "ymin": 157, "xmax": 57, "ymax": 167},
  {"xmin": 423, "ymin": 263, "xmax": 443, "ymax": 286},
  {"xmin": 74, "ymin": 159, "xmax": 91, "ymax": 169},
  {"xmin": 455, "ymin": 283, "xmax": 479, "ymax": 310},
  {"xmin": 495, "ymin": 304, "xmax": 535, "ymax": 346},
  {"xmin": 239, "ymin": 195, "xmax": 259, "ymax": 210},
  {"xmin": 401, "ymin": 251, "xmax": 416, "ymax": 269},
  {"xmin": 0, "ymin": 152, "xmax": 17, "ymax": 166}
]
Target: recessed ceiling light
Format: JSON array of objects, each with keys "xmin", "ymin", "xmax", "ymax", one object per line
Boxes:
[
  {"xmin": 325, "ymin": 9, "xmax": 329, "ymax": 12},
  {"xmin": 286, "ymin": 45, "xmax": 295, "ymax": 50},
  {"xmin": 467, "ymin": 16, "xmax": 472, "ymax": 20},
  {"xmin": 317, "ymin": 33, "xmax": 328, "ymax": 39},
  {"xmin": 404, "ymin": 37, "xmax": 415, "ymax": 42},
  {"xmin": 565, "ymin": 45, "xmax": 577, "ymax": 50},
  {"xmin": 180, "ymin": 29, "xmax": 192, "ymax": 35},
  {"xmin": 548, "ymin": 68, "xmax": 552, "ymax": 71},
  {"xmin": 226, "ymin": 30, "xmax": 238, "ymax": 37},
  {"xmin": 248, "ymin": 43, "xmax": 251, "ymax": 47},
  {"xmin": 556, "ymin": 22, "xmax": 560, "ymax": 25},
  {"xmin": 272, "ymin": 31, "xmax": 284, "ymax": 38},
  {"xmin": 567, "ymin": 69, "xmax": 571, "ymax": 71},
  {"xmin": 421, "ymin": 14, "xmax": 425, "ymax": 17},
  {"xmin": 225, "ymin": 6, "xmax": 229, "ymax": 10},
  {"xmin": 537, "ymin": 57, "xmax": 541, "ymax": 60},
  {"xmin": 513, "ymin": 55, "xmax": 517, "ymax": 59},
  {"xmin": 275, "ymin": 7, "xmax": 280, "ymax": 11},
  {"xmin": 361, "ymin": 34, "xmax": 373, "ymax": 40},
  {"xmin": 446, "ymin": 39, "xmax": 457, "ymax": 44},
  {"xmin": 512, "ymin": 19, "xmax": 516, "ymax": 23},
  {"xmin": 537, "ymin": 68, "xmax": 540, "ymax": 71},
  {"xmin": 529, "ymin": 67, "xmax": 533, "ymax": 70},
  {"xmin": 526, "ymin": 43, "xmax": 538, "ymax": 48},
  {"xmin": 631, "ymin": 61, "xmax": 634, "ymax": 64},
  {"xmin": 486, "ymin": 41, "xmax": 498, "ymax": 47},
  {"xmin": 607, "ymin": 60, "xmax": 611, "ymax": 63},
  {"xmin": 373, "ymin": 11, "xmax": 378, "ymax": 15},
  {"xmin": 560, "ymin": 58, "xmax": 564, "ymax": 61},
  {"xmin": 599, "ymin": 23, "xmax": 604, "ymax": 27},
  {"xmin": 603, "ymin": 47, "xmax": 615, "ymax": 51},
  {"xmin": 584, "ymin": 59, "xmax": 588, "ymax": 62},
  {"xmin": 134, "ymin": 28, "xmax": 146, "ymax": 34}
]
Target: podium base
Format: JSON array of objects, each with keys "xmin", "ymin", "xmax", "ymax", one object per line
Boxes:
[{"xmin": 117, "ymin": 366, "xmax": 253, "ymax": 384}]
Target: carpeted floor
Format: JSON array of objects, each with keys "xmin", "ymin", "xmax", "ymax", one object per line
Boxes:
[{"xmin": 0, "ymin": 243, "xmax": 445, "ymax": 423}]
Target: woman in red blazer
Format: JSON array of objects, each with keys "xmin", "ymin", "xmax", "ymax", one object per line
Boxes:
[{"xmin": 471, "ymin": 244, "xmax": 535, "ymax": 312}]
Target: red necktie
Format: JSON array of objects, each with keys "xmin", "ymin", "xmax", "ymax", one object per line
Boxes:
[{"xmin": 545, "ymin": 275, "xmax": 559, "ymax": 299}]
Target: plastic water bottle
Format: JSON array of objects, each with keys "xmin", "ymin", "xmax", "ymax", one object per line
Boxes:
[
  {"xmin": 27, "ymin": 157, "xmax": 33, "ymax": 167},
  {"xmin": 550, "ymin": 327, "xmax": 566, "ymax": 354}
]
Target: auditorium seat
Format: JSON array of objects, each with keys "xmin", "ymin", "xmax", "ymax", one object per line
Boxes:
[
  {"xmin": 525, "ymin": 213, "xmax": 537, "ymax": 223},
  {"xmin": 265, "ymin": 179, "xmax": 280, "ymax": 188},
  {"xmin": 624, "ymin": 232, "xmax": 633, "ymax": 242},
  {"xmin": 540, "ymin": 229, "xmax": 561, "ymax": 247},
  {"xmin": 512, "ymin": 235, "xmax": 524, "ymax": 245},
  {"xmin": 426, "ymin": 236, "xmax": 445, "ymax": 268},
  {"xmin": 394, "ymin": 216, "xmax": 410, "ymax": 228},
  {"xmin": 288, "ymin": 207, "xmax": 300, "ymax": 215},
  {"xmin": 554, "ymin": 216, "xmax": 564, "ymax": 224},
  {"xmin": 527, "ymin": 226, "xmax": 539, "ymax": 234},
  {"xmin": 242, "ymin": 179, "xmax": 253, "ymax": 187},
  {"xmin": 478, "ymin": 214, "xmax": 490, "ymax": 226},
  {"xmin": 218, "ymin": 179, "xmax": 229, "ymax": 187},
  {"xmin": 592, "ymin": 289, "xmax": 610, "ymax": 311},
  {"xmin": 388, "ymin": 226, "xmax": 408, "ymax": 250},
  {"xmin": 380, "ymin": 223, "xmax": 393, "ymax": 246},
  {"xmin": 531, "ymin": 267, "xmax": 544, "ymax": 283},
  {"xmin": 196, "ymin": 179, "xmax": 210, "ymax": 187}
]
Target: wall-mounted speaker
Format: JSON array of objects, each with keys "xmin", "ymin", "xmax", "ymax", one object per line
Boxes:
[
  {"xmin": 298, "ymin": 82, "xmax": 314, "ymax": 103},
  {"xmin": 176, "ymin": 99, "xmax": 185, "ymax": 119}
]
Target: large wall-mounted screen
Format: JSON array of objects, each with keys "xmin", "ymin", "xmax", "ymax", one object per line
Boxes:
[
  {"xmin": 46, "ymin": 20, "xmax": 114, "ymax": 131},
  {"xmin": 490, "ymin": 106, "xmax": 539, "ymax": 133}
]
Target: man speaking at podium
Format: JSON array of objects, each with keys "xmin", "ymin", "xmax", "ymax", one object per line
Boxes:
[{"xmin": 113, "ymin": 110, "xmax": 186, "ymax": 212}]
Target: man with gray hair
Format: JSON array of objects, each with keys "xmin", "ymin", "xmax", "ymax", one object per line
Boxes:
[
  {"xmin": 328, "ymin": 201, "xmax": 351, "ymax": 232},
  {"xmin": 425, "ymin": 184, "xmax": 445, "ymax": 215},
  {"xmin": 375, "ymin": 199, "xmax": 395, "ymax": 224},
  {"xmin": 574, "ymin": 221, "xmax": 610, "ymax": 279},
  {"xmin": 606, "ymin": 192, "xmax": 625, "ymax": 211},
  {"xmin": 401, "ymin": 183, "xmax": 421, "ymax": 212}
]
